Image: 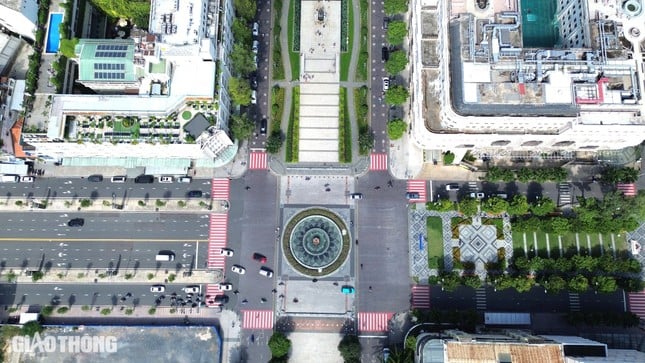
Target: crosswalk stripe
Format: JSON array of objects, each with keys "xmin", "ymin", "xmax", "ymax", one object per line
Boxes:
[
  {"xmin": 411, "ymin": 285, "xmax": 431, "ymax": 309},
  {"xmin": 406, "ymin": 180, "xmax": 427, "ymax": 203},
  {"xmin": 357, "ymin": 312, "xmax": 394, "ymax": 332},
  {"xmin": 249, "ymin": 151, "xmax": 268, "ymax": 170},
  {"xmin": 207, "ymin": 213, "xmax": 228, "ymax": 269},
  {"xmin": 242, "ymin": 310, "xmax": 274, "ymax": 329},
  {"xmin": 628, "ymin": 290, "xmax": 645, "ymax": 318},
  {"xmin": 370, "ymin": 153, "xmax": 388, "ymax": 171}
]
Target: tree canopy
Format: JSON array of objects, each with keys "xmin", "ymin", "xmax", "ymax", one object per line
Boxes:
[
  {"xmin": 229, "ymin": 113, "xmax": 255, "ymax": 140},
  {"xmin": 233, "ymin": 0, "xmax": 257, "ymax": 22},
  {"xmin": 228, "ymin": 77, "xmax": 252, "ymax": 106},
  {"xmin": 359, "ymin": 130, "xmax": 374, "ymax": 155},
  {"xmin": 529, "ymin": 197, "xmax": 555, "ymax": 216},
  {"xmin": 59, "ymin": 38, "xmax": 79, "ymax": 58},
  {"xmin": 232, "ymin": 18, "xmax": 252, "ymax": 46},
  {"xmin": 385, "ymin": 50, "xmax": 408, "ymax": 75},
  {"xmin": 89, "ymin": 0, "xmax": 150, "ymax": 28},
  {"xmin": 266, "ymin": 130, "xmax": 284, "ymax": 154},
  {"xmin": 601, "ymin": 167, "xmax": 638, "ymax": 183},
  {"xmin": 458, "ymin": 198, "xmax": 479, "ymax": 217},
  {"xmin": 268, "ymin": 332, "xmax": 291, "ymax": 358},
  {"xmin": 386, "ymin": 21, "xmax": 407, "ymax": 45},
  {"xmin": 482, "ymin": 196, "xmax": 508, "ymax": 214},
  {"xmin": 230, "ymin": 43, "xmax": 256, "ymax": 76},
  {"xmin": 384, "ymin": 85, "xmax": 409, "ymax": 105},
  {"xmin": 338, "ymin": 335, "xmax": 362, "ymax": 363},
  {"xmin": 387, "ymin": 119, "xmax": 406, "ymax": 139},
  {"xmin": 384, "ymin": 0, "xmax": 409, "ymax": 15}
]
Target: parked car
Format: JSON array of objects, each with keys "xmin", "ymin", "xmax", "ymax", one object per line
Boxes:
[
  {"xmin": 159, "ymin": 176, "xmax": 173, "ymax": 183},
  {"xmin": 250, "ymin": 75, "xmax": 258, "ymax": 90},
  {"xmin": 110, "ymin": 176, "xmax": 126, "ymax": 183},
  {"xmin": 135, "ymin": 175, "xmax": 154, "ymax": 183},
  {"xmin": 470, "ymin": 192, "xmax": 485, "ymax": 199},
  {"xmin": 20, "ymin": 176, "xmax": 35, "ymax": 183},
  {"xmin": 260, "ymin": 118, "xmax": 267, "ymax": 135},
  {"xmin": 341, "ymin": 286, "xmax": 355, "ymax": 294},
  {"xmin": 259, "ymin": 267, "xmax": 273, "ymax": 278},
  {"xmin": 220, "ymin": 248, "xmax": 234, "ymax": 257},
  {"xmin": 405, "ymin": 192, "xmax": 420, "ymax": 199},
  {"xmin": 178, "ymin": 176, "xmax": 192, "ymax": 183},
  {"xmin": 383, "ymin": 18, "xmax": 389, "ymax": 29},
  {"xmin": 350, "ymin": 193, "xmax": 363, "ymax": 200},
  {"xmin": 252, "ymin": 253, "xmax": 267, "ymax": 263},
  {"xmin": 183, "ymin": 286, "xmax": 201, "ymax": 293},
  {"xmin": 214, "ymin": 294, "xmax": 229, "ymax": 304},
  {"xmin": 252, "ymin": 40, "xmax": 259, "ymax": 54},
  {"xmin": 445, "ymin": 183, "xmax": 460, "ymax": 191},
  {"xmin": 251, "ymin": 90, "xmax": 257, "ymax": 104},
  {"xmin": 187, "ymin": 190, "xmax": 203, "ymax": 198},
  {"xmin": 150, "ymin": 285, "xmax": 165, "ymax": 293},
  {"xmin": 252, "ymin": 22, "xmax": 259, "ymax": 37},
  {"xmin": 381, "ymin": 46, "xmax": 389, "ymax": 61},
  {"xmin": 88, "ymin": 174, "xmax": 103, "ymax": 182},
  {"xmin": 67, "ymin": 218, "xmax": 85, "ymax": 227},
  {"xmin": 382, "ymin": 77, "xmax": 390, "ymax": 92},
  {"xmin": 219, "ymin": 283, "xmax": 233, "ymax": 291},
  {"xmin": 231, "ymin": 265, "xmax": 246, "ymax": 275}
]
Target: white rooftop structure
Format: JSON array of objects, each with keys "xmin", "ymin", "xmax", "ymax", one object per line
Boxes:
[
  {"xmin": 0, "ymin": 0, "xmax": 38, "ymax": 41},
  {"xmin": 149, "ymin": 0, "xmax": 208, "ymax": 45}
]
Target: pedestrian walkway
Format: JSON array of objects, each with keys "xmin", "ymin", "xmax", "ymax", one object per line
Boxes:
[
  {"xmin": 275, "ymin": 317, "xmax": 353, "ymax": 333},
  {"xmin": 357, "ymin": 312, "xmax": 393, "ymax": 333},
  {"xmin": 475, "ymin": 287, "xmax": 487, "ymax": 310},
  {"xmin": 205, "ymin": 284, "xmax": 224, "ymax": 307},
  {"xmin": 627, "ymin": 290, "xmax": 645, "ymax": 319},
  {"xmin": 207, "ymin": 213, "xmax": 228, "ymax": 269},
  {"xmin": 616, "ymin": 183, "xmax": 637, "ymax": 196},
  {"xmin": 411, "ymin": 285, "xmax": 431, "ymax": 309},
  {"xmin": 242, "ymin": 309, "xmax": 274, "ymax": 330},
  {"xmin": 406, "ymin": 180, "xmax": 427, "ymax": 202},
  {"xmin": 211, "ymin": 178, "xmax": 231, "ymax": 200},
  {"xmin": 249, "ymin": 151, "xmax": 268, "ymax": 170},
  {"xmin": 370, "ymin": 153, "xmax": 388, "ymax": 171},
  {"xmin": 568, "ymin": 292, "xmax": 581, "ymax": 312}
]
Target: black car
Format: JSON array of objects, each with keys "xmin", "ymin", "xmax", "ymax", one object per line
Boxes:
[
  {"xmin": 250, "ymin": 76, "xmax": 258, "ymax": 90},
  {"xmin": 260, "ymin": 118, "xmax": 267, "ymax": 135},
  {"xmin": 381, "ymin": 46, "xmax": 389, "ymax": 61},
  {"xmin": 213, "ymin": 295, "xmax": 229, "ymax": 304},
  {"xmin": 135, "ymin": 175, "xmax": 154, "ymax": 183},
  {"xmin": 87, "ymin": 174, "xmax": 103, "ymax": 182},
  {"xmin": 68, "ymin": 218, "xmax": 85, "ymax": 227},
  {"xmin": 187, "ymin": 190, "xmax": 203, "ymax": 198}
]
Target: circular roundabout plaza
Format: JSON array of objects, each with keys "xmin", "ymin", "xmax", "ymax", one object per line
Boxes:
[{"xmin": 281, "ymin": 208, "xmax": 351, "ymax": 277}]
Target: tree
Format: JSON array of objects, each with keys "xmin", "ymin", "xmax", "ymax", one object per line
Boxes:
[
  {"xmin": 384, "ymin": 85, "xmax": 409, "ymax": 105},
  {"xmin": 230, "ymin": 43, "xmax": 256, "ymax": 76},
  {"xmin": 529, "ymin": 197, "xmax": 555, "ymax": 216},
  {"xmin": 386, "ymin": 20, "xmax": 407, "ymax": 45},
  {"xmin": 462, "ymin": 275, "xmax": 481, "ymax": 289},
  {"xmin": 385, "ymin": 50, "xmax": 408, "ymax": 75},
  {"xmin": 458, "ymin": 198, "xmax": 479, "ymax": 217},
  {"xmin": 568, "ymin": 275, "xmax": 589, "ymax": 293},
  {"xmin": 512, "ymin": 276, "xmax": 534, "ymax": 293},
  {"xmin": 268, "ymin": 332, "xmax": 291, "ymax": 358},
  {"xmin": 592, "ymin": 276, "xmax": 617, "ymax": 294},
  {"xmin": 482, "ymin": 197, "xmax": 508, "ymax": 214},
  {"xmin": 384, "ymin": 0, "xmax": 409, "ymax": 15},
  {"xmin": 443, "ymin": 151, "xmax": 455, "ymax": 165},
  {"xmin": 387, "ymin": 119, "xmax": 406, "ymax": 139},
  {"xmin": 601, "ymin": 167, "xmax": 638, "ymax": 183},
  {"xmin": 232, "ymin": 18, "xmax": 252, "ymax": 46},
  {"xmin": 358, "ymin": 130, "xmax": 374, "ymax": 155},
  {"xmin": 338, "ymin": 335, "xmax": 362, "ymax": 363},
  {"xmin": 229, "ymin": 113, "xmax": 255, "ymax": 140},
  {"xmin": 233, "ymin": 0, "xmax": 257, "ymax": 21},
  {"xmin": 21, "ymin": 321, "xmax": 43, "ymax": 337},
  {"xmin": 507, "ymin": 195, "xmax": 529, "ymax": 216},
  {"xmin": 59, "ymin": 38, "xmax": 79, "ymax": 58},
  {"xmin": 440, "ymin": 272, "xmax": 461, "ymax": 292},
  {"xmin": 541, "ymin": 275, "xmax": 567, "ymax": 294},
  {"xmin": 485, "ymin": 167, "xmax": 515, "ymax": 182},
  {"xmin": 571, "ymin": 255, "xmax": 597, "ymax": 272},
  {"xmin": 228, "ymin": 77, "xmax": 252, "ymax": 105},
  {"xmin": 513, "ymin": 256, "xmax": 531, "ymax": 272},
  {"xmin": 265, "ymin": 130, "xmax": 284, "ymax": 154},
  {"xmin": 426, "ymin": 198, "xmax": 455, "ymax": 212},
  {"xmin": 547, "ymin": 217, "xmax": 570, "ymax": 234}
]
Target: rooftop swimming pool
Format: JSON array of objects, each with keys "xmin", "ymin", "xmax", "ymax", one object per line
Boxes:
[{"xmin": 45, "ymin": 13, "xmax": 63, "ymax": 54}]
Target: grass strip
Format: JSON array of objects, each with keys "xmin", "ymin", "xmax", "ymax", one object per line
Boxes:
[
  {"xmin": 427, "ymin": 217, "xmax": 444, "ymax": 269},
  {"xmin": 286, "ymin": 86, "xmax": 300, "ymax": 162},
  {"xmin": 270, "ymin": 86, "xmax": 285, "ymax": 131}
]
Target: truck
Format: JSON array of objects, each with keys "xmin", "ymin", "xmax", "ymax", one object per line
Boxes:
[{"xmin": 0, "ymin": 175, "xmax": 19, "ymax": 183}]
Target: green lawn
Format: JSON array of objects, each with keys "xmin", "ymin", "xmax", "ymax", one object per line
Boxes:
[
  {"xmin": 339, "ymin": 0, "xmax": 354, "ymax": 81},
  {"xmin": 427, "ymin": 217, "xmax": 444, "ymax": 269},
  {"xmin": 286, "ymin": 86, "xmax": 300, "ymax": 162},
  {"xmin": 338, "ymin": 87, "xmax": 351, "ymax": 162},
  {"xmin": 511, "ymin": 228, "xmax": 620, "ymax": 259},
  {"xmin": 288, "ymin": 0, "xmax": 300, "ymax": 81}
]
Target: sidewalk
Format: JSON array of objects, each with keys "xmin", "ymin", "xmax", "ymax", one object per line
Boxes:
[
  {"xmin": 0, "ymin": 197, "xmax": 228, "ymax": 213},
  {"xmin": 4, "ymin": 268, "xmax": 223, "ymax": 285}
]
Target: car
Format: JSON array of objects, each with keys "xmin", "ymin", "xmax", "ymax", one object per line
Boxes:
[
  {"xmin": 110, "ymin": 176, "xmax": 126, "ymax": 183},
  {"xmin": 150, "ymin": 285, "xmax": 165, "ymax": 293},
  {"xmin": 445, "ymin": 183, "xmax": 460, "ymax": 191},
  {"xmin": 178, "ymin": 176, "xmax": 192, "ymax": 183},
  {"xmin": 259, "ymin": 267, "xmax": 273, "ymax": 278},
  {"xmin": 252, "ymin": 253, "xmax": 267, "ymax": 263},
  {"xmin": 350, "ymin": 193, "xmax": 363, "ymax": 200},
  {"xmin": 219, "ymin": 248, "xmax": 234, "ymax": 257},
  {"xmin": 383, "ymin": 348, "xmax": 391, "ymax": 362},
  {"xmin": 405, "ymin": 192, "xmax": 420, "ymax": 199},
  {"xmin": 88, "ymin": 174, "xmax": 103, "ymax": 182},
  {"xmin": 383, "ymin": 18, "xmax": 389, "ymax": 29},
  {"xmin": 187, "ymin": 190, "xmax": 203, "ymax": 198},
  {"xmin": 381, "ymin": 46, "xmax": 389, "ymax": 61},
  {"xmin": 341, "ymin": 285, "xmax": 355, "ymax": 294},
  {"xmin": 213, "ymin": 294, "xmax": 229, "ymax": 304},
  {"xmin": 252, "ymin": 22, "xmax": 259, "ymax": 37},
  {"xmin": 251, "ymin": 90, "xmax": 257, "ymax": 104},
  {"xmin": 20, "ymin": 176, "xmax": 35, "ymax": 183},
  {"xmin": 219, "ymin": 283, "xmax": 233, "ymax": 291},
  {"xmin": 382, "ymin": 77, "xmax": 390, "ymax": 92},
  {"xmin": 495, "ymin": 193, "xmax": 508, "ymax": 199},
  {"xmin": 231, "ymin": 265, "xmax": 246, "ymax": 275},
  {"xmin": 158, "ymin": 176, "xmax": 173, "ymax": 183},
  {"xmin": 252, "ymin": 40, "xmax": 259, "ymax": 54},
  {"xmin": 260, "ymin": 118, "xmax": 267, "ymax": 135},
  {"xmin": 250, "ymin": 75, "xmax": 258, "ymax": 90},
  {"xmin": 470, "ymin": 192, "xmax": 485, "ymax": 199},
  {"xmin": 135, "ymin": 175, "xmax": 154, "ymax": 183},
  {"xmin": 67, "ymin": 218, "xmax": 84, "ymax": 227},
  {"xmin": 253, "ymin": 54, "xmax": 258, "ymax": 66},
  {"xmin": 183, "ymin": 286, "xmax": 201, "ymax": 293}
]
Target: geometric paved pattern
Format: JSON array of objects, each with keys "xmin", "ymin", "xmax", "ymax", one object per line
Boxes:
[
  {"xmin": 459, "ymin": 222, "xmax": 498, "ymax": 266},
  {"xmin": 411, "ymin": 285, "xmax": 431, "ymax": 309},
  {"xmin": 627, "ymin": 290, "xmax": 645, "ymax": 319},
  {"xmin": 211, "ymin": 178, "xmax": 231, "ymax": 200},
  {"xmin": 370, "ymin": 153, "xmax": 388, "ymax": 171},
  {"xmin": 242, "ymin": 310, "xmax": 274, "ymax": 330},
  {"xmin": 406, "ymin": 180, "xmax": 427, "ymax": 203},
  {"xmin": 357, "ymin": 312, "xmax": 394, "ymax": 333},
  {"xmin": 207, "ymin": 213, "xmax": 228, "ymax": 269},
  {"xmin": 249, "ymin": 150, "xmax": 268, "ymax": 170}
]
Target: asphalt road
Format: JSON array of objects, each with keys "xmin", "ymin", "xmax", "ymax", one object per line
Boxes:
[
  {"xmin": 0, "ymin": 282, "xmax": 207, "ymax": 308},
  {"xmin": 355, "ymin": 172, "xmax": 411, "ymax": 312},
  {"xmin": 370, "ymin": 0, "xmax": 388, "ymax": 153},
  {"xmin": 0, "ymin": 178, "xmax": 213, "ymax": 201}
]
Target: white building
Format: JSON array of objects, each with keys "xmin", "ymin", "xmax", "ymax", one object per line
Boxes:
[
  {"xmin": 0, "ymin": 0, "xmax": 38, "ymax": 41},
  {"xmin": 411, "ymin": 0, "xmax": 645, "ymax": 162}
]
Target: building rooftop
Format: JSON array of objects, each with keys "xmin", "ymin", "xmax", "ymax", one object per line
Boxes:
[
  {"xmin": 445, "ymin": 341, "xmax": 564, "ymax": 363},
  {"xmin": 149, "ymin": 0, "xmax": 208, "ymax": 46},
  {"xmin": 75, "ymin": 39, "xmax": 137, "ymax": 83}
]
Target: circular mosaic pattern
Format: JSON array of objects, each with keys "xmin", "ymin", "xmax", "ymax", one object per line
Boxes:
[{"xmin": 282, "ymin": 208, "xmax": 351, "ymax": 277}]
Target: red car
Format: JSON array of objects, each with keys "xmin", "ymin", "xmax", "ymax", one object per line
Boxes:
[{"xmin": 252, "ymin": 253, "xmax": 267, "ymax": 264}]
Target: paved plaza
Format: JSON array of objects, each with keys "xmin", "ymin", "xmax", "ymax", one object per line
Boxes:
[{"xmin": 298, "ymin": 0, "xmax": 342, "ymax": 162}]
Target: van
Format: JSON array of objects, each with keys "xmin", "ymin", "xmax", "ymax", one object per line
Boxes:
[
  {"xmin": 135, "ymin": 174, "xmax": 154, "ymax": 183},
  {"xmin": 111, "ymin": 176, "xmax": 127, "ymax": 183},
  {"xmin": 155, "ymin": 252, "xmax": 175, "ymax": 261},
  {"xmin": 381, "ymin": 46, "xmax": 389, "ymax": 61}
]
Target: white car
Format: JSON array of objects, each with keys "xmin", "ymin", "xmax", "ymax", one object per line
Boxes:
[
  {"xmin": 259, "ymin": 267, "xmax": 273, "ymax": 278},
  {"xmin": 252, "ymin": 40, "xmax": 259, "ymax": 54},
  {"xmin": 178, "ymin": 176, "xmax": 192, "ymax": 183},
  {"xmin": 251, "ymin": 90, "xmax": 257, "ymax": 104},
  {"xmin": 159, "ymin": 176, "xmax": 173, "ymax": 183},
  {"xmin": 231, "ymin": 265, "xmax": 246, "ymax": 275},
  {"xmin": 470, "ymin": 192, "xmax": 485, "ymax": 199},
  {"xmin": 150, "ymin": 285, "xmax": 165, "ymax": 293},
  {"xmin": 382, "ymin": 77, "xmax": 390, "ymax": 92},
  {"xmin": 219, "ymin": 248, "xmax": 234, "ymax": 257},
  {"xmin": 252, "ymin": 22, "xmax": 259, "ymax": 37},
  {"xmin": 219, "ymin": 283, "xmax": 233, "ymax": 291},
  {"xmin": 20, "ymin": 176, "xmax": 35, "ymax": 183},
  {"xmin": 183, "ymin": 286, "xmax": 200, "ymax": 293}
]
